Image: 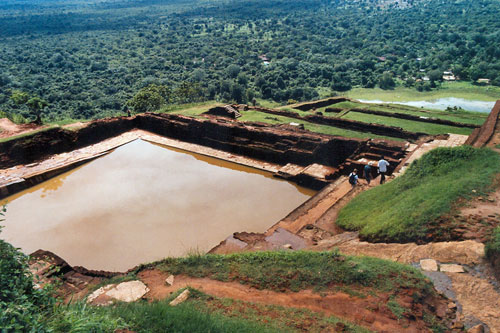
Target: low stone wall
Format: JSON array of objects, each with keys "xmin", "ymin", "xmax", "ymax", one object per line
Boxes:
[
  {"xmin": 292, "ymin": 97, "xmax": 349, "ymax": 111},
  {"xmin": 464, "ymin": 100, "xmax": 500, "ymax": 147},
  {"xmin": 0, "ymin": 117, "xmax": 136, "ymax": 169},
  {"xmin": 136, "ymin": 113, "xmax": 367, "ymax": 167},
  {"xmin": 0, "ymin": 113, "xmax": 380, "ymax": 170},
  {"xmin": 245, "ymin": 106, "xmax": 425, "ymax": 141}
]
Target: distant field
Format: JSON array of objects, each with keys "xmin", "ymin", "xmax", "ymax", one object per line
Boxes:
[{"xmin": 346, "ymin": 82, "xmax": 500, "ymax": 102}]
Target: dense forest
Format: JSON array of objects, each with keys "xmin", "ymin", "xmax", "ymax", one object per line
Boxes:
[{"xmin": 0, "ymin": 0, "xmax": 499, "ymax": 121}]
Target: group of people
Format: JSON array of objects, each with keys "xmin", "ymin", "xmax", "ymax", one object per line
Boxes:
[{"xmin": 348, "ymin": 157, "xmax": 390, "ymax": 187}]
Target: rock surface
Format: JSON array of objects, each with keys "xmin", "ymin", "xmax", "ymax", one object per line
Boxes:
[
  {"xmin": 170, "ymin": 289, "xmax": 190, "ymax": 306},
  {"xmin": 420, "ymin": 259, "xmax": 438, "ymax": 271},
  {"xmin": 440, "ymin": 264, "xmax": 465, "ymax": 273},
  {"xmin": 165, "ymin": 275, "xmax": 175, "ymax": 286},
  {"xmin": 87, "ymin": 280, "xmax": 149, "ymax": 305}
]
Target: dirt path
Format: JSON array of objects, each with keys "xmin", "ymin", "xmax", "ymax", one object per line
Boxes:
[
  {"xmin": 138, "ymin": 269, "xmax": 434, "ymax": 332},
  {"xmin": 0, "ymin": 118, "xmax": 43, "ymax": 139},
  {"xmin": 313, "ymin": 234, "xmax": 500, "ymax": 331}
]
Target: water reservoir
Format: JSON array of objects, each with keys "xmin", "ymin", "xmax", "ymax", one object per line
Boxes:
[{"xmin": 1, "ymin": 139, "xmax": 313, "ymax": 271}]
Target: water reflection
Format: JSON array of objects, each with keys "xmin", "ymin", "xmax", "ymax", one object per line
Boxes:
[{"xmin": 1, "ymin": 140, "xmax": 314, "ymax": 271}]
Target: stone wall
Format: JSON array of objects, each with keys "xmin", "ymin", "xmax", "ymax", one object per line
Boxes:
[
  {"xmin": 292, "ymin": 97, "xmax": 349, "ymax": 111},
  {"xmin": 464, "ymin": 100, "xmax": 500, "ymax": 147}
]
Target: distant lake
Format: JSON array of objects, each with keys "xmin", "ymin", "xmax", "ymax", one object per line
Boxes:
[{"xmin": 358, "ymin": 98, "xmax": 495, "ymax": 113}]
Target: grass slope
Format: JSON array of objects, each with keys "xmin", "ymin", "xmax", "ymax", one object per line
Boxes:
[
  {"xmin": 144, "ymin": 250, "xmax": 432, "ymax": 293},
  {"xmin": 337, "ymin": 146, "xmax": 500, "ymax": 242}
]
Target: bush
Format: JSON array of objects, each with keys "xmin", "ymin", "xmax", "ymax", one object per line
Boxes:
[{"xmin": 0, "ymin": 207, "xmax": 53, "ymax": 331}]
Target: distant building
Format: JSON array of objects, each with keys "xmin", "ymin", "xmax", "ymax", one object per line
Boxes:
[
  {"xmin": 477, "ymin": 78, "xmax": 490, "ymax": 84},
  {"xmin": 258, "ymin": 54, "xmax": 270, "ymax": 62},
  {"xmin": 443, "ymin": 71, "xmax": 456, "ymax": 81},
  {"xmin": 377, "ymin": 56, "xmax": 386, "ymax": 62},
  {"xmin": 422, "ymin": 76, "xmax": 430, "ymax": 81}
]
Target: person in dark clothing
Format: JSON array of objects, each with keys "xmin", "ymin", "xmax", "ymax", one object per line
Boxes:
[
  {"xmin": 364, "ymin": 162, "xmax": 373, "ymax": 185},
  {"xmin": 349, "ymin": 169, "xmax": 359, "ymax": 187}
]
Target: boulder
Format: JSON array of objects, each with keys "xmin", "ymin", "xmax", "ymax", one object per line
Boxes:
[
  {"xmin": 420, "ymin": 259, "xmax": 438, "ymax": 271},
  {"xmin": 165, "ymin": 274, "xmax": 175, "ymax": 286},
  {"xmin": 106, "ymin": 280, "xmax": 150, "ymax": 302},
  {"xmin": 87, "ymin": 280, "xmax": 149, "ymax": 305},
  {"xmin": 170, "ymin": 289, "xmax": 190, "ymax": 306},
  {"xmin": 440, "ymin": 264, "xmax": 465, "ymax": 273}
]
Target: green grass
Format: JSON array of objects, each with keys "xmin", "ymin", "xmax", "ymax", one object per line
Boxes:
[
  {"xmin": 337, "ymin": 146, "xmax": 500, "ymax": 242},
  {"xmin": 77, "ymin": 287, "xmax": 370, "ymax": 333},
  {"xmin": 239, "ymin": 110, "xmax": 404, "ymax": 141},
  {"xmin": 342, "ymin": 112, "xmax": 473, "ymax": 136},
  {"xmin": 346, "ymin": 82, "xmax": 500, "ymax": 102},
  {"xmin": 334, "ymin": 99, "xmax": 486, "ymax": 125},
  {"xmin": 96, "ymin": 291, "xmax": 281, "ymax": 333},
  {"xmin": 485, "ymin": 227, "xmax": 500, "ymax": 261},
  {"xmin": 159, "ymin": 100, "xmax": 221, "ymax": 117},
  {"xmin": 143, "ymin": 250, "xmax": 433, "ymax": 294}
]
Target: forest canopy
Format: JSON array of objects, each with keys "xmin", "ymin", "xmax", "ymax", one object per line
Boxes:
[{"xmin": 0, "ymin": 0, "xmax": 499, "ymax": 121}]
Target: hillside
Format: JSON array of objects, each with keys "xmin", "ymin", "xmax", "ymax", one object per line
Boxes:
[{"xmin": 1, "ymin": 0, "xmax": 500, "ymax": 121}]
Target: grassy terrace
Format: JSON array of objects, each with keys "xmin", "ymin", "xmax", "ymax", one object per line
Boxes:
[
  {"xmin": 337, "ymin": 146, "xmax": 500, "ymax": 242},
  {"xmin": 332, "ymin": 100, "xmax": 487, "ymax": 126},
  {"xmin": 342, "ymin": 112, "xmax": 474, "ymax": 136},
  {"xmin": 238, "ymin": 110, "xmax": 403, "ymax": 141},
  {"xmin": 144, "ymin": 251, "xmax": 432, "ymax": 293}
]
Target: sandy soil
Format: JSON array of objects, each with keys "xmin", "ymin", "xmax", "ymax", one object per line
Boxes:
[
  {"xmin": 0, "ymin": 118, "xmax": 43, "ymax": 138},
  {"xmin": 138, "ymin": 269, "xmax": 439, "ymax": 332}
]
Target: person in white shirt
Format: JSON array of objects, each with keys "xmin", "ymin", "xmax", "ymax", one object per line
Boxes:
[{"xmin": 378, "ymin": 157, "xmax": 390, "ymax": 184}]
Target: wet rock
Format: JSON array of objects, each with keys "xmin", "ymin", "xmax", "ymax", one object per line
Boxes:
[
  {"xmin": 170, "ymin": 289, "xmax": 190, "ymax": 306},
  {"xmin": 165, "ymin": 275, "xmax": 175, "ymax": 286},
  {"xmin": 420, "ymin": 259, "xmax": 438, "ymax": 271},
  {"xmin": 441, "ymin": 264, "xmax": 465, "ymax": 273}
]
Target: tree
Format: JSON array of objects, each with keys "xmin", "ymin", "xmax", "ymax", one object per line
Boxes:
[
  {"xmin": 10, "ymin": 91, "xmax": 48, "ymax": 124},
  {"xmin": 26, "ymin": 97, "xmax": 49, "ymax": 124},
  {"xmin": 378, "ymin": 72, "xmax": 395, "ymax": 90},
  {"xmin": 10, "ymin": 90, "xmax": 29, "ymax": 105},
  {"xmin": 127, "ymin": 84, "xmax": 170, "ymax": 113},
  {"xmin": 428, "ymin": 69, "xmax": 442, "ymax": 82}
]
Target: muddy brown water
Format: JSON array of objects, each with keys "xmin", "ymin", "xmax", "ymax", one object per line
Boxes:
[{"xmin": 1, "ymin": 139, "xmax": 314, "ymax": 271}]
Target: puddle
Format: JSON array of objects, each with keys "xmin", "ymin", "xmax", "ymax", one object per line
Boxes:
[
  {"xmin": 1, "ymin": 139, "xmax": 314, "ymax": 271},
  {"xmin": 358, "ymin": 98, "xmax": 495, "ymax": 113}
]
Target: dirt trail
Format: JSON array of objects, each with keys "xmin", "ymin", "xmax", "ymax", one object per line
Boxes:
[
  {"xmin": 313, "ymin": 234, "xmax": 500, "ymax": 332},
  {"xmin": 138, "ymin": 269, "xmax": 432, "ymax": 332},
  {"xmin": 0, "ymin": 118, "xmax": 43, "ymax": 138}
]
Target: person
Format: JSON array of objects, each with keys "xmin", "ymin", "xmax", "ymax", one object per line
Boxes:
[
  {"xmin": 364, "ymin": 162, "xmax": 373, "ymax": 185},
  {"xmin": 378, "ymin": 157, "xmax": 390, "ymax": 184},
  {"xmin": 348, "ymin": 169, "xmax": 359, "ymax": 187}
]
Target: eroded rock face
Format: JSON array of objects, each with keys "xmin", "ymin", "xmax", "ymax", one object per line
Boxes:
[{"xmin": 317, "ymin": 238, "xmax": 485, "ymax": 266}]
